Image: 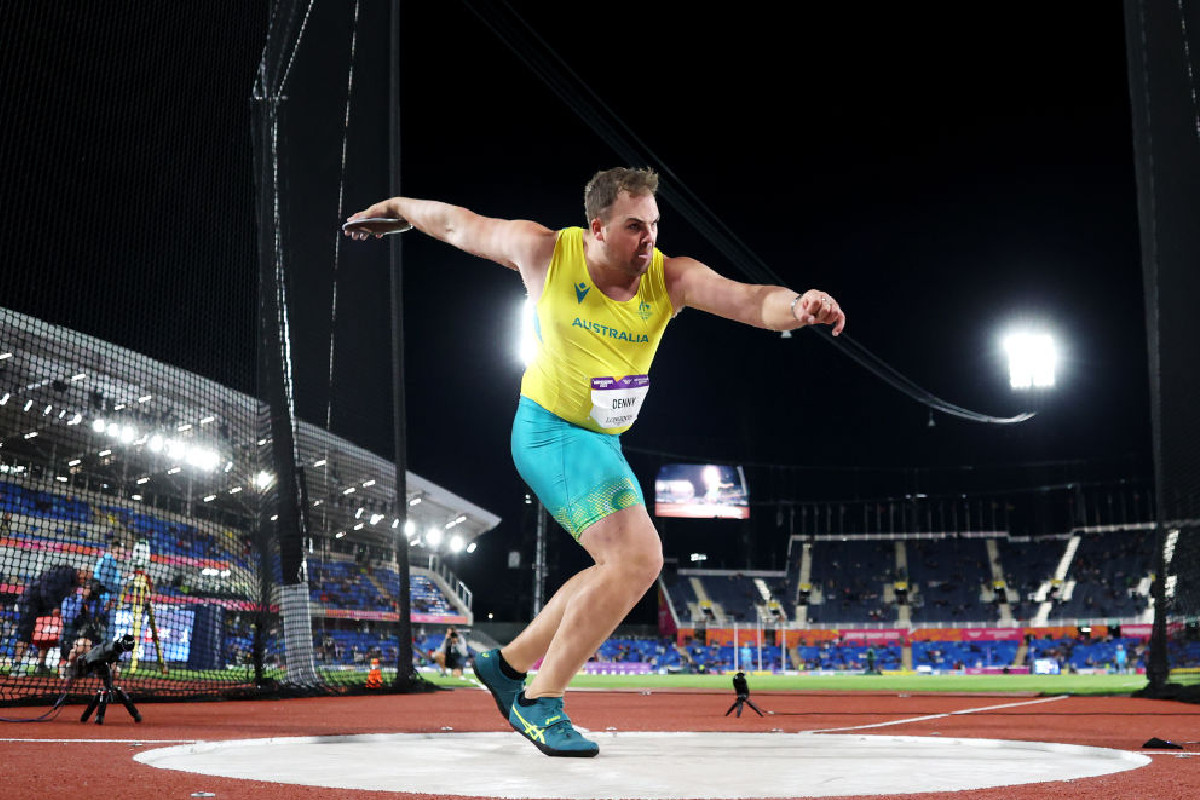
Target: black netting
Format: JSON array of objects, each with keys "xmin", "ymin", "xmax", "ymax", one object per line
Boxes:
[
  {"xmin": 1124, "ymin": 0, "xmax": 1200, "ymax": 694},
  {"xmin": 0, "ymin": 3, "xmax": 491, "ymax": 705},
  {"xmin": 0, "ymin": 5, "xmax": 270, "ymax": 704}
]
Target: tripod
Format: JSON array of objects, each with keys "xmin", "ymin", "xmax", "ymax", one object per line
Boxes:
[
  {"xmin": 80, "ymin": 662, "xmax": 141, "ymax": 725},
  {"xmin": 725, "ymin": 692, "xmax": 764, "ymax": 718},
  {"xmin": 122, "ymin": 570, "xmax": 166, "ymax": 674}
]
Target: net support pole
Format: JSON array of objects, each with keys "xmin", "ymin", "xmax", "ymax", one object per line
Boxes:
[
  {"xmin": 386, "ymin": 0, "xmax": 421, "ymax": 690},
  {"xmin": 252, "ymin": 92, "xmax": 318, "ymax": 687}
]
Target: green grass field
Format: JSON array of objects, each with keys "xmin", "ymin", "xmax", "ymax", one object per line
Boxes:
[{"xmin": 421, "ymin": 670, "xmax": 1152, "ymax": 696}]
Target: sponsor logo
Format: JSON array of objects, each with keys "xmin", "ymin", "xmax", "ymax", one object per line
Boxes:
[{"xmin": 575, "ymin": 282, "xmax": 590, "ymax": 303}]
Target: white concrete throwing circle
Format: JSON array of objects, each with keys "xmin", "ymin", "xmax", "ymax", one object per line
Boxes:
[{"xmin": 134, "ymin": 731, "xmax": 1150, "ymax": 798}]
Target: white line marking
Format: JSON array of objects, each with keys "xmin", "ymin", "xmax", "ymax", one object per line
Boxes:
[
  {"xmin": 808, "ymin": 695, "xmax": 1071, "ymax": 733},
  {"xmin": 0, "ymin": 738, "xmax": 199, "ymax": 744}
]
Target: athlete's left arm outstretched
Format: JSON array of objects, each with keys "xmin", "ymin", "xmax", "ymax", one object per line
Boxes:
[{"xmin": 664, "ymin": 256, "xmax": 845, "ymax": 334}]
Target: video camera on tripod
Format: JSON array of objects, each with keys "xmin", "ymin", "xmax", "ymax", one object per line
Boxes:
[
  {"xmin": 72, "ymin": 634, "xmax": 142, "ymax": 725},
  {"xmin": 77, "ymin": 633, "xmax": 135, "ymax": 678}
]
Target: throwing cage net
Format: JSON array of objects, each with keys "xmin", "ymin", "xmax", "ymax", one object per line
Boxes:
[
  {"xmin": 0, "ymin": 2, "xmax": 487, "ymax": 707},
  {"xmin": 0, "ymin": 4, "xmax": 271, "ymax": 702},
  {"xmin": 1125, "ymin": 0, "xmax": 1200, "ymax": 696}
]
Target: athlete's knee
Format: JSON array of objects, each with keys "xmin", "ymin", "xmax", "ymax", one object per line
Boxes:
[{"xmin": 618, "ymin": 537, "xmax": 663, "ymax": 590}]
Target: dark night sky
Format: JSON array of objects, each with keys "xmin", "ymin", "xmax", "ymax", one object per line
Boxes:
[{"xmin": 0, "ymin": 3, "xmax": 1152, "ymax": 621}]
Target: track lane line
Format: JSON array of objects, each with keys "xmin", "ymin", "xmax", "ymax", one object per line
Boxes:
[{"xmin": 807, "ymin": 695, "xmax": 1071, "ymax": 733}]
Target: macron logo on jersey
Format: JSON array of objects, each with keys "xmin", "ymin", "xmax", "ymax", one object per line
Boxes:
[{"xmin": 575, "ymin": 282, "xmax": 590, "ymax": 303}]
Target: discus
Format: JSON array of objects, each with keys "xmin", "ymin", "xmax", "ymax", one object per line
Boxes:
[{"xmin": 341, "ymin": 217, "xmax": 413, "ymax": 236}]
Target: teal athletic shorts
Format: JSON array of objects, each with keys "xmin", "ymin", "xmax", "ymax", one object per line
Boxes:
[{"xmin": 511, "ymin": 396, "xmax": 645, "ymax": 540}]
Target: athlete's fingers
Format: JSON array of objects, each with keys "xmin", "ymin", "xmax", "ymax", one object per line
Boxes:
[{"xmin": 831, "ymin": 307, "xmax": 846, "ymax": 336}]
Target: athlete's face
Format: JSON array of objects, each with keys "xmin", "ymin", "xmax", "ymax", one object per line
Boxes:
[{"xmin": 596, "ymin": 191, "xmax": 659, "ymax": 276}]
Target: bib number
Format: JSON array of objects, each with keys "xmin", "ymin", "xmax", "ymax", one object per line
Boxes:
[{"xmin": 589, "ymin": 375, "xmax": 650, "ymax": 430}]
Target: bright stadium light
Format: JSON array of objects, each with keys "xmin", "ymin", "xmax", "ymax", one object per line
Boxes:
[
  {"xmin": 425, "ymin": 527, "xmax": 443, "ymax": 548},
  {"xmin": 448, "ymin": 534, "xmax": 464, "ymax": 553},
  {"xmin": 1002, "ymin": 330, "xmax": 1057, "ymax": 390},
  {"xmin": 517, "ymin": 297, "xmax": 538, "ymax": 366}
]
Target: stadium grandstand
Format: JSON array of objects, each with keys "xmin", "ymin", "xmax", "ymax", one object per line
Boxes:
[
  {"xmin": 648, "ymin": 481, "xmax": 1197, "ymax": 679},
  {"xmin": 0, "ymin": 306, "xmax": 498, "ymax": 701}
]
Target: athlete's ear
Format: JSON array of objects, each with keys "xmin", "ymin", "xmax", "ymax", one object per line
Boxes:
[{"xmin": 589, "ymin": 216, "xmax": 606, "ymax": 241}]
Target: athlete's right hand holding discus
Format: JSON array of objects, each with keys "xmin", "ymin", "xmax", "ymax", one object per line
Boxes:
[{"xmin": 342, "ymin": 201, "xmax": 414, "ymax": 240}]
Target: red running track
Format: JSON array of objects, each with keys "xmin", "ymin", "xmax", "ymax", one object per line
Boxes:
[{"xmin": 0, "ymin": 688, "xmax": 1197, "ymax": 800}]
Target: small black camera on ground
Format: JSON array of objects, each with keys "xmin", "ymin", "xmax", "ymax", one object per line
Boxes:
[{"xmin": 725, "ymin": 671, "xmax": 764, "ymax": 718}]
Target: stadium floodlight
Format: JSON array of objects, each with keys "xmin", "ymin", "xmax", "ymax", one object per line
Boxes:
[
  {"xmin": 517, "ymin": 297, "xmax": 537, "ymax": 366},
  {"xmin": 186, "ymin": 446, "xmax": 221, "ymax": 471},
  {"xmin": 466, "ymin": 541, "xmax": 477, "ymax": 554},
  {"xmin": 404, "ymin": 520, "xmax": 416, "ymax": 538},
  {"xmin": 425, "ymin": 527, "xmax": 443, "ymax": 548},
  {"xmin": 253, "ymin": 470, "xmax": 274, "ymax": 490},
  {"xmin": 1002, "ymin": 330, "xmax": 1057, "ymax": 390},
  {"xmin": 0, "ymin": 393, "xmax": 9, "ymax": 405},
  {"xmin": 448, "ymin": 534, "xmax": 464, "ymax": 553}
]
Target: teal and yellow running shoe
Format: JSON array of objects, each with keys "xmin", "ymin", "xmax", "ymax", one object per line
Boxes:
[
  {"xmin": 472, "ymin": 649, "xmax": 524, "ymax": 721},
  {"xmin": 508, "ymin": 693, "xmax": 599, "ymax": 757}
]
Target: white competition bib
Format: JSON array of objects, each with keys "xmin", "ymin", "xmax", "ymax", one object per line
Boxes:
[{"xmin": 589, "ymin": 375, "xmax": 650, "ymax": 430}]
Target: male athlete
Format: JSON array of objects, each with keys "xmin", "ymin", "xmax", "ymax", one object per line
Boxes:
[{"xmin": 346, "ymin": 167, "xmax": 845, "ymax": 756}]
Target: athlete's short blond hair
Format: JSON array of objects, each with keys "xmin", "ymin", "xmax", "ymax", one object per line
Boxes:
[{"xmin": 583, "ymin": 167, "xmax": 659, "ymax": 224}]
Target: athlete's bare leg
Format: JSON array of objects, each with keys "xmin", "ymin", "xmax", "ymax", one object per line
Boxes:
[{"xmin": 500, "ymin": 504, "xmax": 662, "ymax": 697}]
